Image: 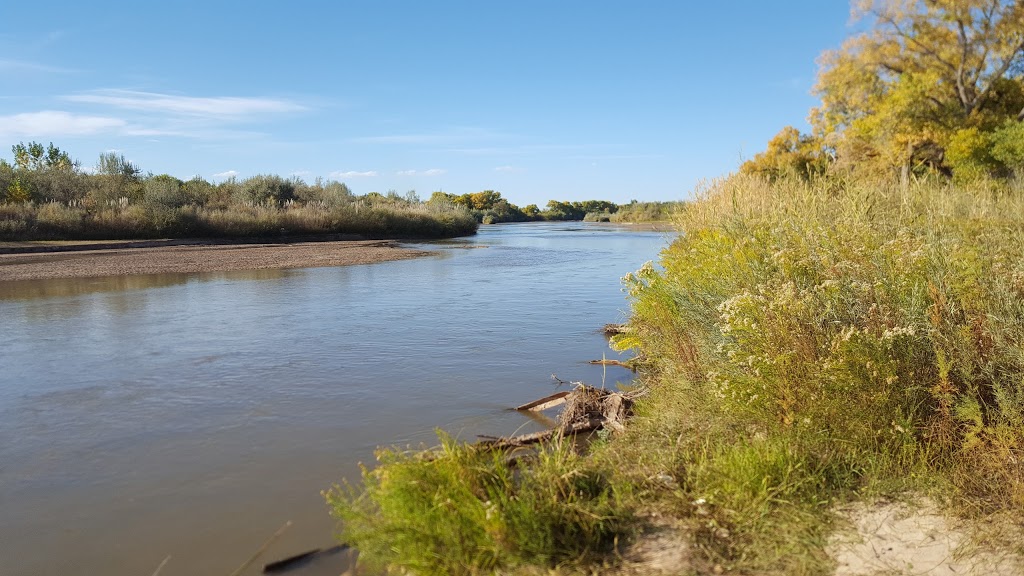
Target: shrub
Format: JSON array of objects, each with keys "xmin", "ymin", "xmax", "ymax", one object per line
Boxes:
[
  {"xmin": 616, "ymin": 174, "xmax": 1024, "ymax": 511},
  {"xmin": 326, "ymin": 435, "xmax": 628, "ymax": 574}
]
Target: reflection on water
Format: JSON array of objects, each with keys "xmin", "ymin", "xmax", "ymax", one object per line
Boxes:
[
  {"xmin": 0, "ymin": 268, "xmax": 295, "ymax": 301},
  {"xmin": 0, "ymin": 222, "xmax": 670, "ymax": 576}
]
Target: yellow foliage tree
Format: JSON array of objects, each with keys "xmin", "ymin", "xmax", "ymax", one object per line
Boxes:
[
  {"xmin": 812, "ymin": 0, "xmax": 1024, "ymax": 181},
  {"xmin": 740, "ymin": 126, "xmax": 830, "ymax": 180}
]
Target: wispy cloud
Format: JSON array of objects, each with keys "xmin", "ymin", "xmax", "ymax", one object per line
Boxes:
[
  {"xmin": 564, "ymin": 153, "xmax": 665, "ymax": 161},
  {"xmin": 330, "ymin": 170, "xmax": 378, "ymax": 178},
  {"xmin": 351, "ymin": 127, "xmax": 501, "ymax": 145},
  {"xmin": 212, "ymin": 170, "xmax": 238, "ymax": 179},
  {"xmin": 0, "ymin": 58, "xmax": 76, "ymax": 74},
  {"xmin": 494, "ymin": 165, "xmax": 524, "ymax": 173},
  {"xmin": 0, "ymin": 110, "xmax": 125, "ymax": 138},
  {"xmin": 448, "ymin": 143, "xmax": 590, "ymax": 156},
  {"xmin": 397, "ymin": 168, "xmax": 447, "ymax": 176},
  {"xmin": 356, "ymin": 134, "xmax": 446, "ymax": 145},
  {"xmin": 64, "ymin": 89, "xmax": 306, "ymax": 119}
]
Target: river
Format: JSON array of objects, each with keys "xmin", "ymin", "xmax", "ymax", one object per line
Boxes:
[{"xmin": 0, "ymin": 222, "xmax": 668, "ymax": 575}]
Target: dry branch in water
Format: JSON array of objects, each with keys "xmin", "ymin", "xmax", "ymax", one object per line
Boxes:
[{"xmin": 479, "ymin": 383, "xmax": 643, "ymax": 449}]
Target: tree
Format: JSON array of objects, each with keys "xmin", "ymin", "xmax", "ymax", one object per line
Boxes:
[
  {"xmin": 96, "ymin": 152, "xmax": 141, "ymax": 179},
  {"xmin": 741, "ymin": 126, "xmax": 831, "ymax": 180},
  {"xmin": 991, "ymin": 119, "xmax": 1024, "ymax": 177},
  {"xmin": 12, "ymin": 141, "xmax": 77, "ymax": 172},
  {"xmin": 812, "ymin": 0, "xmax": 1024, "ymax": 179},
  {"xmin": 468, "ymin": 190, "xmax": 503, "ymax": 210}
]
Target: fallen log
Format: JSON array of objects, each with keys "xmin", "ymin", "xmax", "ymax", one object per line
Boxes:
[
  {"xmin": 477, "ymin": 418, "xmax": 605, "ymax": 449},
  {"xmin": 587, "ymin": 359, "xmax": 636, "ymax": 371},
  {"xmin": 515, "ymin": 391, "xmax": 570, "ymax": 411}
]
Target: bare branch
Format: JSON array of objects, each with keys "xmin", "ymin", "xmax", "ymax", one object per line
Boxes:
[
  {"xmin": 873, "ymin": 8, "xmax": 958, "ymax": 73},
  {"xmin": 976, "ymin": 39, "xmax": 1024, "ymax": 112},
  {"xmin": 955, "ymin": 18, "xmax": 974, "ymax": 114}
]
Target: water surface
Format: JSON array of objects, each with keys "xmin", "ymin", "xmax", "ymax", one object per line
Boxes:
[{"xmin": 0, "ymin": 222, "xmax": 668, "ymax": 575}]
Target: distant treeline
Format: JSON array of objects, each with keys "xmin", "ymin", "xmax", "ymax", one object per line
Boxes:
[
  {"xmin": 427, "ymin": 190, "xmax": 680, "ymax": 224},
  {"xmin": 0, "ymin": 142, "xmax": 678, "ymax": 241},
  {"xmin": 0, "ymin": 143, "xmax": 480, "ymax": 241}
]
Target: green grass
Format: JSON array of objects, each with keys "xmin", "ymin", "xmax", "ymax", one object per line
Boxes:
[
  {"xmin": 326, "ymin": 173, "xmax": 1024, "ymax": 574},
  {"xmin": 325, "ymin": 434, "xmax": 630, "ymax": 575}
]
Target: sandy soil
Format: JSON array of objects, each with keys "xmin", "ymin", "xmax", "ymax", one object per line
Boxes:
[
  {"xmin": 0, "ymin": 239, "xmax": 432, "ymax": 281},
  {"xmin": 829, "ymin": 498, "xmax": 1023, "ymax": 575}
]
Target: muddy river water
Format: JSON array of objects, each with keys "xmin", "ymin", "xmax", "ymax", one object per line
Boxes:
[{"xmin": 0, "ymin": 222, "xmax": 668, "ymax": 575}]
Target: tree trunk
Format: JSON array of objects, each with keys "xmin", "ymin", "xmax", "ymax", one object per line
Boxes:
[{"xmin": 900, "ymin": 141, "xmax": 914, "ymax": 190}]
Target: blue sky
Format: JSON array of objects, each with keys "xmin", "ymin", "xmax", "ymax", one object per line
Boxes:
[{"xmin": 1, "ymin": 1, "xmax": 853, "ymax": 206}]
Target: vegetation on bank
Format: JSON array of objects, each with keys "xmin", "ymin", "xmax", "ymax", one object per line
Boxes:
[
  {"xmin": 326, "ymin": 1, "xmax": 1024, "ymax": 574},
  {"xmin": 0, "ymin": 144, "xmax": 678, "ymax": 241},
  {"xmin": 427, "ymin": 190, "xmax": 681, "ymax": 224},
  {"xmin": 328, "ymin": 173, "xmax": 1024, "ymax": 574},
  {"xmin": 0, "ymin": 146, "xmax": 478, "ymax": 240}
]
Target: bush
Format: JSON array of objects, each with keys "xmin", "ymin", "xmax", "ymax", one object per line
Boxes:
[
  {"xmin": 326, "ymin": 435, "xmax": 628, "ymax": 574},
  {"xmin": 616, "ymin": 174, "xmax": 1024, "ymax": 509}
]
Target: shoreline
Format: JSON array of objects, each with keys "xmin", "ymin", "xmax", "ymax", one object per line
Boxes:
[{"xmin": 0, "ymin": 238, "xmax": 432, "ymax": 282}]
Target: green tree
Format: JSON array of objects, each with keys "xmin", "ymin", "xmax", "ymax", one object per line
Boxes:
[
  {"xmin": 12, "ymin": 141, "xmax": 77, "ymax": 172},
  {"xmin": 5, "ymin": 178, "xmax": 31, "ymax": 203},
  {"xmin": 237, "ymin": 174, "xmax": 296, "ymax": 205},
  {"xmin": 96, "ymin": 152, "xmax": 141, "ymax": 179},
  {"xmin": 945, "ymin": 127, "xmax": 1000, "ymax": 182},
  {"xmin": 991, "ymin": 119, "xmax": 1024, "ymax": 178}
]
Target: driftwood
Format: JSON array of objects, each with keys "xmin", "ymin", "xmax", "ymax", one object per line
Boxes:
[
  {"xmin": 478, "ymin": 383, "xmax": 642, "ymax": 450},
  {"xmin": 602, "ymin": 323, "xmax": 630, "ymax": 337},
  {"xmin": 588, "ymin": 358, "xmax": 636, "ymax": 371},
  {"xmin": 515, "ymin": 391, "xmax": 570, "ymax": 411},
  {"xmin": 477, "ymin": 418, "xmax": 605, "ymax": 449}
]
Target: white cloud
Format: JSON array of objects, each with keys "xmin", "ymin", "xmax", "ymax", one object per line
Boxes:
[
  {"xmin": 64, "ymin": 89, "xmax": 306, "ymax": 118},
  {"xmin": 0, "ymin": 110, "xmax": 125, "ymax": 138},
  {"xmin": 212, "ymin": 170, "xmax": 239, "ymax": 179},
  {"xmin": 397, "ymin": 168, "xmax": 447, "ymax": 176},
  {"xmin": 494, "ymin": 165, "xmax": 523, "ymax": 172},
  {"xmin": 329, "ymin": 170, "xmax": 378, "ymax": 178}
]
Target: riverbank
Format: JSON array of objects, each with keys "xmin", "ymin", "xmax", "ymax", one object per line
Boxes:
[
  {"xmin": 329, "ymin": 175, "xmax": 1024, "ymax": 574},
  {"xmin": 0, "ymin": 238, "xmax": 431, "ymax": 281}
]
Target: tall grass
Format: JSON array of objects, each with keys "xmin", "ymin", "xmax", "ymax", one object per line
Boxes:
[{"xmin": 604, "ymin": 173, "xmax": 1024, "ymax": 572}]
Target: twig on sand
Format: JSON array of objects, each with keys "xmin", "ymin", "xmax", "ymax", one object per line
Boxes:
[{"xmin": 151, "ymin": 555, "xmax": 171, "ymax": 576}]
